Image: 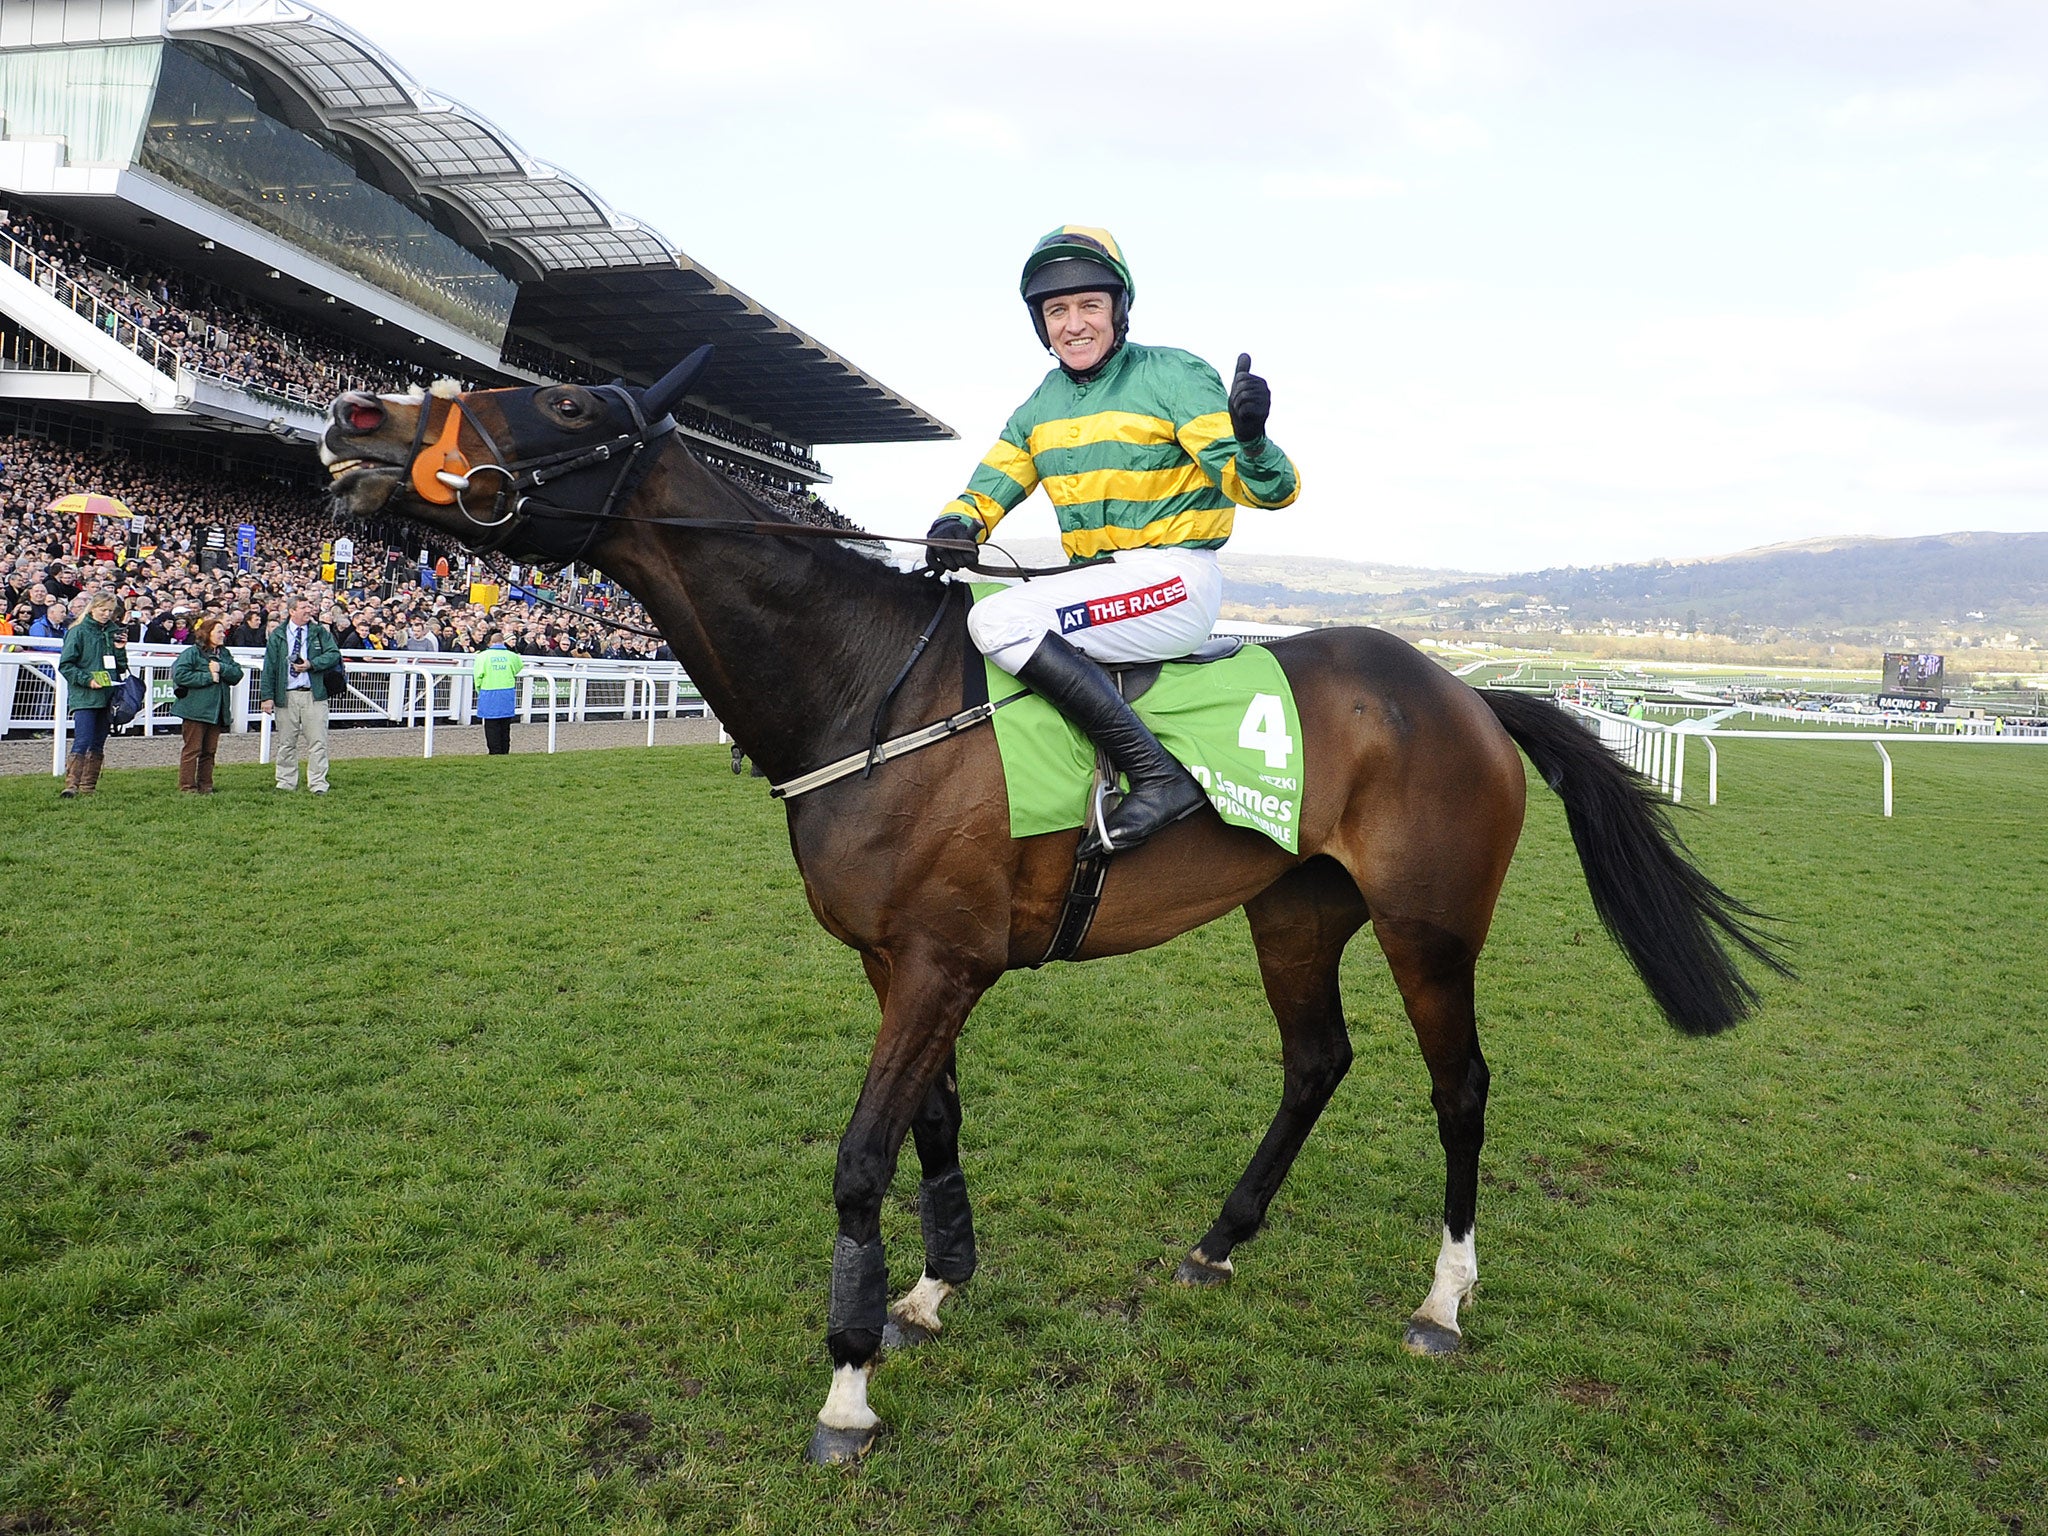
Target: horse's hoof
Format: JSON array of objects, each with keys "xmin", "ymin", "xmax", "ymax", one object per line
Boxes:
[
  {"xmin": 881, "ymin": 1315, "xmax": 936, "ymax": 1353},
  {"xmin": 806, "ymin": 1421, "xmax": 880, "ymax": 1466},
  {"xmin": 1402, "ymin": 1318, "xmax": 1463, "ymax": 1356},
  {"xmin": 1174, "ymin": 1251, "xmax": 1234, "ymax": 1288}
]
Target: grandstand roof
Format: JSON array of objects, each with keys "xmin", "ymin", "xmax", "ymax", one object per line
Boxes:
[{"xmin": 159, "ymin": 0, "xmax": 952, "ymax": 445}]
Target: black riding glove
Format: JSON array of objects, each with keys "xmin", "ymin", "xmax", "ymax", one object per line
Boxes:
[
  {"xmin": 1228, "ymin": 352, "xmax": 1271, "ymax": 448},
  {"xmin": 925, "ymin": 514, "xmax": 980, "ymax": 572}
]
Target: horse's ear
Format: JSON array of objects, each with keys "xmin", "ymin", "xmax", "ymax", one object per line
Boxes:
[{"xmin": 640, "ymin": 345, "xmax": 715, "ymax": 420}]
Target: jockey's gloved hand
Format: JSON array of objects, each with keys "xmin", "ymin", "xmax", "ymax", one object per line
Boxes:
[
  {"xmin": 924, "ymin": 515, "xmax": 981, "ymax": 572},
  {"xmin": 1228, "ymin": 353, "xmax": 1271, "ymax": 447}
]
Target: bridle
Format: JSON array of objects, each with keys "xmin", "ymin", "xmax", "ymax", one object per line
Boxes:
[{"xmin": 402, "ymin": 382, "xmax": 673, "ymax": 567}]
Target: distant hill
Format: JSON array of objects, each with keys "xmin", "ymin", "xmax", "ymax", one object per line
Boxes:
[
  {"xmin": 991, "ymin": 539, "xmax": 1483, "ymax": 610},
  {"xmin": 981, "ymin": 531, "xmax": 2048, "ymax": 640},
  {"xmin": 1409, "ymin": 532, "xmax": 2048, "ymax": 637}
]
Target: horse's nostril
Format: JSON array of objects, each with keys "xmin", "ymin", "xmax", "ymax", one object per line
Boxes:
[{"xmin": 344, "ymin": 401, "xmax": 384, "ymax": 432}]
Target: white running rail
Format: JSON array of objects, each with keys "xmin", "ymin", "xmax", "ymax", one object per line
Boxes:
[
  {"xmin": 1556, "ymin": 699, "xmax": 2048, "ymax": 817},
  {"xmin": 1, "ymin": 637, "xmax": 706, "ymax": 774}
]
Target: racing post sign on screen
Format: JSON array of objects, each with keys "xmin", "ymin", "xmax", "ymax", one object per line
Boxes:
[{"xmin": 1879, "ymin": 652, "xmax": 1947, "ymax": 713}]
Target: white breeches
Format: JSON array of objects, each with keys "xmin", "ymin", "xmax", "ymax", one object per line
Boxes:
[{"xmin": 967, "ymin": 547, "xmax": 1223, "ymax": 674}]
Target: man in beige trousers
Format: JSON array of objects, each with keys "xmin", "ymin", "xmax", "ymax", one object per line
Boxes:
[{"xmin": 260, "ymin": 596, "xmax": 342, "ymax": 793}]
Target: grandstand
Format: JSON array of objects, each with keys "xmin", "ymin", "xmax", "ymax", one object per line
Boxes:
[{"xmin": 0, "ymin": 0, "xmax": 952, "ymax": 642}]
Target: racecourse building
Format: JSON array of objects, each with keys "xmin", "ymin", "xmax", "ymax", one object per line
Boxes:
[{"xmin": 0, "ymin": 0, "xmax": 951, "ymax": 484}]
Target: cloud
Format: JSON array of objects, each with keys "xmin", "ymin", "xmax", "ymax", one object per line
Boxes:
[
  {"xmin": 1261, "ymin": 171, "xmax": 1408, "ymax": 201},
  {"xmin": 1821, "ymin": 74, "xmax": 2041, "ymax": 134},
  {"xmin": 1635, "ymin": 253, "xmax": 2048, "ymax": 433},
  {"xmin": 911, "ymin": 109, "xmax": 1025, "ymax": 160}
]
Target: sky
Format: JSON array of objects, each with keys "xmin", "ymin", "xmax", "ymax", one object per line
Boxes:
[{"xmin": 318, "ymin": 0, "xmax": 2048, "ymax": 573}]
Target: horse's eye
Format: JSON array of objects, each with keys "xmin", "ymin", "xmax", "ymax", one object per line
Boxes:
[{"xmin": 555, "ymin": 396, "xmax": 582, "ymax": 417}]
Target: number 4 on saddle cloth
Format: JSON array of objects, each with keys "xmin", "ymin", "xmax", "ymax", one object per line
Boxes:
[{"xmin": 967, "ymin": 587, "xmax": 1306, "ymax": 855}]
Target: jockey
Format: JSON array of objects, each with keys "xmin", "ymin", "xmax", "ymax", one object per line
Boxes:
[{"xmin": 928, "ymin": 226, "xmax": 1301, "ymax": 854}]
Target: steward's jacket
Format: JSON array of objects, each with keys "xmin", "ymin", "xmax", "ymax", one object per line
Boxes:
[
  {"xmin": 261, "ymin": 622, "xmax": 343, "ymax": 704},
  {"xmin": 170, "ymin": 644, "xmax": 245, "ymax": 726},
  {"xmin": 942, "ymin": 343, "xmax": 1301, "ymax": 563},
  {"xmin": 471, "ymin": 644, "xmax": 525, "ymax": 720},
  {"xmin": 56, "ymin": 617, "xmax": 127, "ymax": 712}
]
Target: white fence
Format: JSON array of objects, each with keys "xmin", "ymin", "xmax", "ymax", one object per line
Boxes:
[
  {"xmin": 1558, "ymin": 700, "xmax": 2048, "ymax": 817},
  {"xmin": 1, "ymin": 636, "xmax": 706, "ymax": 776},
  {"xmin": 1632, "ymin": 698, "xmax": 2043, "ymax": 737}
]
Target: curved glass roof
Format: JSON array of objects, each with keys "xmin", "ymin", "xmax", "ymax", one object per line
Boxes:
[{"xmin": 159, "ymin": 0, "xmax": 950, "ymax": 443}]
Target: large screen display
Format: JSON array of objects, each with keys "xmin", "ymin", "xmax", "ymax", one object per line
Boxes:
[{"xmin": 1883, "ymin": 652, "xmax": 1946, "ymax": 695}]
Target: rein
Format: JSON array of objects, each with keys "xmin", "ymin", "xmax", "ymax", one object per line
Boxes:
[
  {"xmin": 502, "ymin": 583, "xmax": 668, "ymax": 639},
  {"xmin": 404, "ymin": 384, "xmax": 1091, "ymax": 579}
]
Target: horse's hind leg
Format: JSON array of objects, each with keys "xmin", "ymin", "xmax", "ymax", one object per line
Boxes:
[
  {"xmin": 883, "ymin": 1049, "xmax": 977, "ymax": 1350},
  {"xmin": 1178, "ymin": 856, "xmax": 1368, "ymax": 1286},
  {"xmin": 1372, "ymin": 916, "xmax": 1489, "ymax": 1355}
]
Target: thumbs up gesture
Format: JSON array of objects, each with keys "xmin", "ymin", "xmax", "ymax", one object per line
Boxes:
[{"xmin": 1228, "ymin": 352, "xmax": 1271, "ymax": 446}]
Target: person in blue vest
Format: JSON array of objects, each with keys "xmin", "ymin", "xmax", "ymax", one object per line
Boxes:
[{"xmin": 472, "ymin": 629, "xmax": 524, "ymax": 755}]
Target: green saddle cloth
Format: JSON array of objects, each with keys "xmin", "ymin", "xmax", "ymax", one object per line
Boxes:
[{"xmin": 977, "ymin": 641, "xmax": 1305, "ymax": 853}]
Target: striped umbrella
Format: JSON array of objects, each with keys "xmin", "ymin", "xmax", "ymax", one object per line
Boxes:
[{"xmin": 46, "ymin": 492, "xmax": 134, "ymax": 519}]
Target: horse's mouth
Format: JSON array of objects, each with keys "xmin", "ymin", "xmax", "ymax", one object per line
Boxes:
[{"xmin": 324, "ymin": 458, "xmax": 406, "ymax": 514}]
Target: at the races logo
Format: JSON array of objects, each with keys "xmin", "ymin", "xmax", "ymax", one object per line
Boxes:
[{"xmin": 1056, "ymin": 576, "xmax": 1188, "ymax": 633}]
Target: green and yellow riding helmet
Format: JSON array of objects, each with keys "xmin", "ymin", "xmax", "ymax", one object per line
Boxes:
[{"xmin": 1020, "ymin": 226, "xmax": 1134, "ymax": 352}]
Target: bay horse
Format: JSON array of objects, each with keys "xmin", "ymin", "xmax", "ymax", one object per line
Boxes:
[{"xmin": 321, "ymin": 355, "xmax": 1783, "ymax": 1464}]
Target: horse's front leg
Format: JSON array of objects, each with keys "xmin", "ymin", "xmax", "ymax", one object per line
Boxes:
[
  {"xmin": 809, "ymin": 954, "xmax": 986, "ymax": 1466},
  {"xmin": 883, "ymin": 1049, "xmax": 977, "ymax": 1350}
]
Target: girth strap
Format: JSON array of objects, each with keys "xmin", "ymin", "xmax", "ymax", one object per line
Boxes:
[{"xmin": 769, "ymin": 690, "xmax": 1030, "ymax": 800}]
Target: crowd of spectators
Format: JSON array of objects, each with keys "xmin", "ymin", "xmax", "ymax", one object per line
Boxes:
[
  {"xmin": 2, "ymin": 206, "xmax": 458, "ymax": 405},
  {"xmin": 0, "ymin": 202, "xmax": 870, "ymax": 666},
  {"xmin": 0, "ymin": 423, "xmax": 869, "ymax": 669},
  {"xmin": 700, "ymin": 451, "xmax": 866, "ymax": 532},
  {"xmin": 6, "ymin": 205, "xmax": 832, "ymax": 479}
]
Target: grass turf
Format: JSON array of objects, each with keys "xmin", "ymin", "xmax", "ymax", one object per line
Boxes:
[{"xmin": 1, "ymin": 739, "xmax": 2044, "ymax": 1533}]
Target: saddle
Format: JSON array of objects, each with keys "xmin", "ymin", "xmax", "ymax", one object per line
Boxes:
[
  {"xmin": 1038, "ymin": 635, "xmax": 1244, "ymax": 967},
  {"xmin": 1099, "ymin": 634, "xmax": 1244, "ymax": 705}
]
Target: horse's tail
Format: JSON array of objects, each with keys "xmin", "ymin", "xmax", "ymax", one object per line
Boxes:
[{"xmin": 1479, "ymin": 690, "xmax": 1790, "ymax": 1036}]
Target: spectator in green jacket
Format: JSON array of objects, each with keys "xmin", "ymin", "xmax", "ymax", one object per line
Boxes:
[
  {"xmin": 171, "ymin": 614, "xmax": 243, "ymax": 794},
  {"xmin": 260, "ymin": 596, "xmax": 341, "ymax": 793},
  {"xmin": 55, "ymin": 590, "xmax": 126, "ymax": 797}
]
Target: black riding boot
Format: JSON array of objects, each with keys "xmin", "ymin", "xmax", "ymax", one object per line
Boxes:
[{"xmin": 1016, "ymin": 633, "xmax": 1207, "ymax": 855}]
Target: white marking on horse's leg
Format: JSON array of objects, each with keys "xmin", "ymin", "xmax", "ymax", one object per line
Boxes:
[
  {"xmin": 817, "ymin": 1363, "xmax": 879, "ymax": 1431},
  {"xmin": 890, "ymin": 1273, "xmax": 954, "ymax": 1334},
  {"xmin": 1412, "ymin": 1226, "xmax": 1478, "ymax": 1335}
]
